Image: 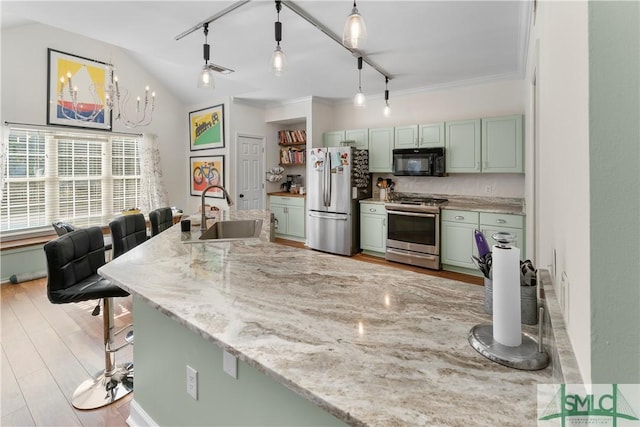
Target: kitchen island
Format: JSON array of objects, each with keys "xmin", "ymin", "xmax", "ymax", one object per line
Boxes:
[{"xmin": 99, "ymin": 209, "xmax": 551, "ymax": 426}]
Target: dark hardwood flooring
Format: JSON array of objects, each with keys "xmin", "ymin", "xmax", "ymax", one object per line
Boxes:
[{"xmin": 1, "ymin": 240, "xmax": 479, "ymax": 426}]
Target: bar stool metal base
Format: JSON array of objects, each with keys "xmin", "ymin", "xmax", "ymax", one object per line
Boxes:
[
  {"xmin": 468, "ymin": 324, "xmax": 549, "ymax": 371},
  {"xmin": 72, "ymin": 362, "xmax": 134, "ymax": 410}
]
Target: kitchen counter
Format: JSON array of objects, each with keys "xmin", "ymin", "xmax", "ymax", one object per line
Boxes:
[
  {"xmin": 443, "ymin": 196, "xmax": 524, "ymax": 215},
  {"xmin": 267, "ymin": 191, "xmax": 306, "ymax": 198},
  {"xmin": 99, "ymin": 209, "xmax": 550, "ymax": 426},
  {"xmin": 361, "ymin": 195, "xmax": 525, "ymax": 215}
]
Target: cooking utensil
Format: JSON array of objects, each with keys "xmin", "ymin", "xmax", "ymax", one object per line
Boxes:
[{"xmin": 474, "ymin": 230, "xmax": 491, "ymax": 258}]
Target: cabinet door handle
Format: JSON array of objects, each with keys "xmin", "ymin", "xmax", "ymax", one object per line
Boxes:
[
  {"xmin": 496, "ymin": 219, "xmax": 506, "ymax": 224},
  {"xmin": 383, "ymin": 218, "xmax": 386, "ymax": 226},
  {"xmin": 369, "ymin": 208, "xmax": 376, "ymax": 212},
  {"xmin": 455, "ymin": 215, "xmax": 464, "ymax": 220}
]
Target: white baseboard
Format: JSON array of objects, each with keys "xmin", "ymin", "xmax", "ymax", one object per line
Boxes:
[{"xmin": 127, "ymin": 399, "xmax": 158, "ymax": 427}]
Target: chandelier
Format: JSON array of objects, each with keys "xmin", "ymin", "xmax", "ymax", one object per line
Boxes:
[
  {"xmin": 57, "ymin": 65, "xmax": 155, "ymax": 129},
  {"xmin": 104, "ymin": 66, "xmax": 155, "ymax": 128}
]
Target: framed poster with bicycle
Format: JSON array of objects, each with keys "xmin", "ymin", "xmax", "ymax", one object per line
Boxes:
[
  {"xmin": 189, "ymin": 104, "xmax": 225, "ymax": 150},
  {"xmin": 190, "ymin": 155, "xmax": 225, "ymax": 198}
]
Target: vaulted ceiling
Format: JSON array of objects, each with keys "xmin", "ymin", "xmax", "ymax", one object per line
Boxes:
[{"xmin": 1, "ymin": 1, "xmax": 531, "ymax": 106}]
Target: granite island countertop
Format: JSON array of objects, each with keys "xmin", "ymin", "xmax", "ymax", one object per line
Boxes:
[{"xmin": 99, "ymin": 209, "xmax": 549, "ymax": 426}]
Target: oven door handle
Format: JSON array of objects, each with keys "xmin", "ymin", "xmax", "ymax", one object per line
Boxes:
[{"xmin": 386, "ymin": 210, "xmax": 437, "ymax": 218}]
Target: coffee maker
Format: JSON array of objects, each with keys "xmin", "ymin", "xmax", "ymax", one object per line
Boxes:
[{"xmin": 281, "ymin": 174, "xmax": 301, "ymax": 192}]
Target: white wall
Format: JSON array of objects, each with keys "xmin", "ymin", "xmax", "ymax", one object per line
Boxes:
[
  {"xmin": 0, "ymin": 23, "xmax": 185, "ymax": 209},
  {"xmin": 526, "ymin": 1, "xmax": 591, "ymax": 382},
  {"xmin": 183, "ymin": 98, "xmax": 271, "ymax": 214},
  {"xmin": 330, "ymin": 79, "xmax": 526, "ymax": 129}
]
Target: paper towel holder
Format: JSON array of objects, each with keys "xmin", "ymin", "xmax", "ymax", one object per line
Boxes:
[
  {"xmin": 468, "ymin": 232, "xmax": 549, "ymax": 370},
  {"xmin": 469, "ymin": 297, "xmax": 549, "ymax": 371}
]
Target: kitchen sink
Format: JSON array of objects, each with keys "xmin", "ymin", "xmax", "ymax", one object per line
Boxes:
[{"xmin": 198, "ymin": 219, "xmax": 263, "ymax": 241}]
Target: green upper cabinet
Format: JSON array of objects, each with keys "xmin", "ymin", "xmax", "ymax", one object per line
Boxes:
[
  {"xmin": 368, "ymin": 127, "xmax": 394, "ymax": 173},
  {"xmin": 394, "ymin": 125, "xmax": 418, "ymax": 149},
  {"xmin": 481, "ymin": 115, "xmax": 524, "ymax": 173},
  {"xmin": 418, "ymin": 122, "xmax": 445, "ymax": 148},
  {"xmin": 323, "ymin": 130, "xmax": 369, "ymax": 149},
  {"xmin": 323, "ymin": 131, "xmax": 345, "ymax": 147},
  {"xmin": 345, "ymin": 129, "xmax": 369, "ymax": 150},
  {"xmin": 395, "ymin": 123, "xmax": 444, "ymax": 149},
  {"xmin": 445, "ymin": 119, "xmax": 481, "ymax": 173}
]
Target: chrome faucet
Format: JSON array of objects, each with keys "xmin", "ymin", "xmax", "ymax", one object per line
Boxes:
[{"xmin": 200, "ymin": 185, "xmax": 234, "ymax": 231}]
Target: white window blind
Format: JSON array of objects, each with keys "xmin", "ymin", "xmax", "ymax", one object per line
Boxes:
[{"xmin": 1, "ymin": 126, "xmax": 141, "ymax": 235}]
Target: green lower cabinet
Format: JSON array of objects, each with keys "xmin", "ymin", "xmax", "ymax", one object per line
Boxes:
[
  {"xmin": 480, "ymin": 212, "xmax": 525, "ymax": 254},
  {"xmin": 360, "ymin": 202, "xmax": 386, "ymax": 256},
  {"xmin": 270, "ymin": 196, "xmax": 306, "ymax": 242},
  {"xmin": 441, "ymin": 209, "xmax": 525, "ymax": 276},
  {"xmin": 441, "ymin": 210, "xmax": 479, "ymax": 271}
]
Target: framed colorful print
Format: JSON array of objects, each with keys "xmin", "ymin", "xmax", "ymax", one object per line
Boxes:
[
  {"xmin": 190, "ymin": 155, "xmax": 225, "ymax": 198},
  {"xmin": 189, "ymin": 104, "xmax": 225, "ymax": 150},
  {"xmin": 47, "ymin": 48, "xmax": 112, "ymax": 130}
]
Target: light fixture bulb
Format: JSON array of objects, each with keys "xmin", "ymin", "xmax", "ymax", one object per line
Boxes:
[
  {"xmin": 198, "ymin": 66, "xmax": 215, "ymax": 90},
  {"xmin": 354, "ymin": 90, "xmax": 366, "ymax": 108},
  {"xmin": 342, "ymin": 5, "xmax": 367, "ymax": 49},
  {"xmin": 270, "ymin": 45, "xmax": 287, "ymax": 76},
  {"xmin": 383, "ymin": 102, "xmax": 391, "ymax": 117}
]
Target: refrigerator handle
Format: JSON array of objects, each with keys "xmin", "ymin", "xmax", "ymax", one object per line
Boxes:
[{"xmin": 324, "ymin": 150, "xmax": 331, "ymax": 207}]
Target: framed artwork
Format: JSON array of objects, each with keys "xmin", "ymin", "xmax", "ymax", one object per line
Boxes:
[
  {"xmin": 47, "ymin": 48, "xmax": 112, "ymax": 130},
  {"xmin": 189, "ymin": 104, "xmax": 225, "ymax": 150},
  {"xmin": 190, "ymin": 155, "xmax": 225, "ymax": 198}
]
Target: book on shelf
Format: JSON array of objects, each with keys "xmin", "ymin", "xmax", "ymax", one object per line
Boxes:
[
  {"xmin": 278, "ymin": 129, "xmax": 306, "ymax": 145},
  {"xmin": 280, "ymin": 146, "xmax": 306, "ymax": 165}
]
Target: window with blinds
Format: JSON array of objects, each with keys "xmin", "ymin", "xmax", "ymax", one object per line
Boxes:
[{"xmin": 1, "ymin": 127, "xmax": 141, "ymax": 234}]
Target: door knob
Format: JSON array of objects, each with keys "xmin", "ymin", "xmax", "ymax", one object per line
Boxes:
[{"xmin": 239, "ymin": 194, "xmax": 245, "ymax": 198}]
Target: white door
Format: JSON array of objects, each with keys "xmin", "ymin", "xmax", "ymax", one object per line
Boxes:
[{"xmin": 236, "ymin": 134, "xmax": 265, "ymax": 210}]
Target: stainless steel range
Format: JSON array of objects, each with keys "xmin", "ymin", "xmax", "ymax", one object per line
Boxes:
[{"xmin": 384, "ymin": 195, "xmax": 448, "ymax": 270}]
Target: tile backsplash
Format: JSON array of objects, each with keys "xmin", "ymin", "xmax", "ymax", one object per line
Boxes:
[{"xmin": 374, "ymin": 173, "xmax": 525, "ymax": 198}]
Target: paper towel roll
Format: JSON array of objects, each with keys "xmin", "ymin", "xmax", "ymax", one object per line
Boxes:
[{"xmin": 492, "ymin": 244, "xmax": 522, "ymax": 346}]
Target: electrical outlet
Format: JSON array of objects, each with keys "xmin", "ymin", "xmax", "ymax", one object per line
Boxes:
[
  {"xmin": 223, "ymin": 349, "xmax": 238, "ymax": 379},
  {"xmin": 484, "ymin": 184, "xmax": 492, "ymax": 195},
  {"xmin": 561, "ymin": 271, "xmax": 570, "ymax": 327},
  {"xmin": 186, "ymin": 365, "xmax": 198, "ymax": 400}
]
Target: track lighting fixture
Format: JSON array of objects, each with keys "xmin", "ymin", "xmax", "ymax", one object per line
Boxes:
[
  {"xmin": 354, "ymin": 57, "xmax": 366, "ymax": 108},
  {"xmin": 198, "ymin": 23, "xmax": 215, "ymax": 90},
  {"xmin": 383, "ymin": 77, "xmax": 391, "ymax": 117},
  {"xmin": 270, "ymin": 0, "xmax": 287, "ymax": 76},
  {"xmin": 342, "ymin": 0, "xmax": 367, "ymax": 50}
]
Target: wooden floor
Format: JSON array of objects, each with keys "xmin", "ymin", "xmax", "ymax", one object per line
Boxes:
[
  {"xmin": 0, "ymin": 242, "xmax": 480, "ymax": 427},
  {"xmin": 1, "ymin": 279, "xmax": 133, "ymax": 427}
]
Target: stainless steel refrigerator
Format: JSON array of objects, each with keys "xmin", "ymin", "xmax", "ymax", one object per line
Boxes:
[{"xmin": 307, "ymin": 147, "xmax": 371, "ymax": 255}]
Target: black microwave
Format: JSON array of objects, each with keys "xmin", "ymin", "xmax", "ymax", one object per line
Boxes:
[{"xmin": 392, "ymin": 147, "xmax": 446, "ymax": 176}]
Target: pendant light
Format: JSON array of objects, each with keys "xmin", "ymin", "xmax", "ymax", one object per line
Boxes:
[
  {"xmin": 342, "ymin": 1, "xmax": 367, "ymax": 49},
  {"xmin": 383, "ymin": 77, "xmax": 391, "ymax": 117},
  {"xmin": 270, "ymin": 0, "xmax": 287, "ymax": 76},
  {"xmin": 198, "ymin": 23, "xmax": 215, "ymax": 89},
  {"xmin": 354, "ymin": 56, "xmax": 366, "ymax": 108}
]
